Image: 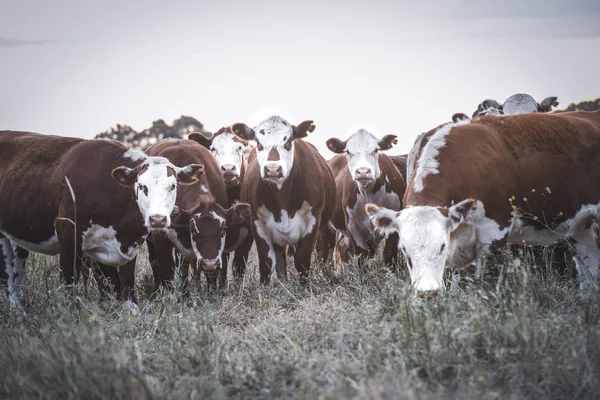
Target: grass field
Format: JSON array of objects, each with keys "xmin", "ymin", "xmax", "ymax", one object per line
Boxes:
[{"xmin": 1, "ymin": 245, "xmax": 599, "ymax": 399}]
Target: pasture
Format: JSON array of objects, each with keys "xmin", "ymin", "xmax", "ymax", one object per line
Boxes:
[{"xmin": 1, "ymin": 245, "xmax": 598, "ymax": 399}]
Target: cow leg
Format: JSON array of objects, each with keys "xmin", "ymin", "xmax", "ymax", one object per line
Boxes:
[
  {"xmin": 118, "ymin": 257, "xmax": 137, "ymax": 305},
  {"xmin": 56, "ymin": 219, "xmax": 83, "ymax": 288},
  {"xmin": 383, "ymin": 232, "xmax": 400, "ymax": 270},
  {"xmin": 149, "ymin": 234, "xmax": 176, "ymax": 288},
  {"xmin": 0, "ymin": 235, "xmax": 25, "ymax": 312},
  {"xmin": 232, "ymin": 231, "xmax": 254, "ymax": 280},
  {"xmin": 255, "ymin": 234, "xmax": 274, "ymax": 285},
  {"xmin": 0, "ymin": 235, "xmax": 8, "ymax": 295},
  {"xmin": 146, "ymin": 236, "xmax": 160, "ymax": 285},
  {"xmin": 293, "ymin": 231, "xmax": 319, "ymax": 284},
  {"xmin": 570, "ymin": 217, "xmax": 600, "ymax": 293},
  {"xmin": 334, "ymin": 231, "xmax": 352, "ymax": 276},
  {"xmin": 274, "ymin": 245, "xmax": 287, "ymax": 282},
  {"xmin": 94, "ymin": 263, "xmax": 121, "ymax": 300},
  {"xmin": 316, "ymin": 222, "xmax": 336, "ymax": 264},
  {"xmin": 220, "ymin": 252, "xmax": 229, "ymax": 289}
]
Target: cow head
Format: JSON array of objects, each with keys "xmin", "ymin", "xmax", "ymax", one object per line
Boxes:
[
  {"xmin": 366, "ymin": 198, "xmax": 489, "ymax": 296},
  {"xmin": 112, "ymin": 157, "xmax": 204, "ymax": 230},
  {"xmin": 231, "ymin": 116, "xmax": 315, "ymax": 189},
  {"xmin": 189, "ymin": 129, "xmax": 248, "ymax": 188},
  {"xmin": 171, "ymin": 202, "xmax": 251, "ymax": 273},
  {"xmin": 327, "ymin": 129, "xmax": 397, "ymax": 188}
]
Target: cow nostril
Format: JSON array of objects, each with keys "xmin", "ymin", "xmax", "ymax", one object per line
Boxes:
[
  {"xmin": 417, "ymin": 289, "xmax": 440, "ymax": 299},
  {"xmin": 221, "ymin": 164, "xmax": 236, "ymax": 174},
  {"xmin": 149, "ymin": 214, "xmax": 167, "ymax": 228}
]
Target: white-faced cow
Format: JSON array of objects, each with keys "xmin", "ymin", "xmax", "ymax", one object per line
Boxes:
[
  {"xmin": 145, "ymin": 139, "xmax": 251, "ymax": 294},
  {"xmin": 0, "ymin": 131, "xmax": 203, "ymax": 311},
  {"xmin": 324, "ymin": 130, "xmax": 405, "ymax": 273},
  {"xmin": 231, "ymin": 116, "xmax": 336, "ymax": 284},
  {"xmin": 188, "ymin": 128, "xmax": 254, "ymax": 278},
  {"xmin": 366, "ymin": 110, "xmax": 600, "ymax": 297}
]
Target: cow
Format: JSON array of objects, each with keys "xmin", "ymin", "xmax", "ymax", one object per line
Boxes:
[
  {"xmin": 324, "ymin": 130, "xmax": 405, "ymax": 273},
  {"xmin": 230, "ymin": 116, "xmax": 336, "ymax": 284},
  {"xmin": 0, "ymin": 131, "xmax": 204, "ymax": 311},
  {"xmin": 188, "ymin": 128, "xmax": 255, "ymax": 278},
  {"xmin": 473, "ymin": 94, "xmax": 559, "ymax": 117},
  {"xmin": 366, "ymin": 110, "xmax": 600, "ymax": 297},
  {"xmin": 145, "ymin": 138, "xmax": 251, "ymax": 295}
]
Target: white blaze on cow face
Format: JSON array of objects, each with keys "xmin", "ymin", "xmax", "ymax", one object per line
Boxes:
[
  {"xmin": 366, "ymin": 199, "xmax": 506, "ymax": 295},
  {"xmin": 231, "ymin": 116, "xmax": 315, "ymax": 190},
  {"xmin": 326, "ymin": 129, "xmax": 398, "ymax": 188},
  {"xmin": 112, "ymin": 156, "xmax": 204, "ymax": 230},
  {"xmin": 210, "ymin": 133, "xmax": 246, "ymax": 187}
]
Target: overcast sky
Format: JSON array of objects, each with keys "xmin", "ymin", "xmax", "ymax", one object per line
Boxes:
[{"xmin": 1, "ymin": 0, "xmax": 599, "ymax": 156}]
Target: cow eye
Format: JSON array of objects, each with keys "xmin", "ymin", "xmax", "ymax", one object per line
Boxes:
[
  {"xmin": 170, "ymin": 184, "xmax": 176, "ymax": 191},
  {"xmin": 139, "ymin": 184, "xmax": 148, "ymax": 196},
  {"xmin": 440, "ymin": 243, "xmax": 446, "ymax": 254},
  {"xmin": 257, "ymin": 143, "xmax": 264, "ymax": 151},
  {"xmin": 238, "ymin": 145, "xmax": 243, "ymax": 151},
  {"xmin": 284, "ymin": 141, "xmax": 292, "ymax": 151}
]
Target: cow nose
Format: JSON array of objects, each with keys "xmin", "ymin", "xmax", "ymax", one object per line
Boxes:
[
  {"xmin": 264, "ymin": 165, "xmax": 283, "ymax": 178},
  {"xmin": 221, "ymin": 164, "xmax": 236, "ymax": 175},
  {"xmin": 199, "ymin": 258, "xmax": 220, "ymax": 271},
  {"xmin": 355, "ymin": 168, "xmax": 372, "ymax": 180},
  {"xmin": 417, "ymin": 289, "xmax": 440, "ymax": 299},
  {"xmin": 149, "ymin": 214, "xmax": 167, "ymax": 228}
]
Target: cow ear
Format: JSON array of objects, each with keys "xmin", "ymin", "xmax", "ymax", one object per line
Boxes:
[
  {"xmin": 112, "ymin": 166, "xmax": 138, "ymax": 187},
  {"xmin": 170, "ymin": 206, "xmax": 191, "ymax": 229},
  {"xmin": 231, "ymin": 123, "xmax": 255, "ymax": 141},
  {"xmin": 365, "ymin": 203, "xmax": 400, "ymax": 238},
  {"xmin": 452, "ymin": 113, "xmax": 470, "ymax": 123},
  {"xmin": 226, "ymin": 203, "xmax": 252, "ymax": 227},
  {"xmin": 326, "ymin": 138, "xmax": 346, "ymax": 154},
  {"xmin": 177, "ymin": 164, "xmax": 205, "ymax": 186},
  {"xmin": 378, "ymin": 135, "xmax": 398, "ymax": 151},
  {"xmin": 293, "ymin": 120, "xmax": 316, "ymax": 139},
  {"xmin": 449, "ymin": 198, "xmax": 482, "ymax": 231},
  {"xmin": 188, "ymin": 132, "xmax": 213, "ymax": 149}
]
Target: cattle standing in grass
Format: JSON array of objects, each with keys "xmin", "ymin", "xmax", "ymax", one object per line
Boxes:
[
  {"xmin": 188, "ymin": 128, "xmax": 255, "ymax": 278},
  {"xmin": 366, "ymin": 111, "xmax": 600, "ymax": 297},
  {"xmin": 231, "ymin": 116, "xmax": 336, "ymax": 284},
  {"xmin": 0, "ymin": 131, "xmax": 203, "ymax": 310},
  {"xmin": 325, "ymin": 130, "xmax": 405, "ymax": 273},
  {"xmin": 145, "ymin": 139, "xmax": 251, "ymax": 294}
]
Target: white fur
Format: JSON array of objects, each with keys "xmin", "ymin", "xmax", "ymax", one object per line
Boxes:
[
  {"xmin": 134, "ymin": 157, "xmax": 179, "ymax": 228},
  {"xmin": 210, "ymin": 133, "xmax": 245, "ymax": 178},
  {"xmin": 82, "ymin": 224, "xmax": 139, "ymax": 267},
  {"xmin": 253, "ymin": 116, "xmax": 296, "ymax": 190},
  {"xmin": 254, "ymin": 201, "xmax": 316, "ymax": 270},
  {"xmin": 123, "ymin": 148, "xmax": 147, "ymax": 162},
  {"xmin": 344, "ymin": 129, "xmax": 384, "ymax": 185},
  {"xmin": 413, "ymin": 119, "xmax": 470, "ymax": 192},
  {"xmin": 1, "ymin": 236, "xmax": 24, "ymax": 312}
]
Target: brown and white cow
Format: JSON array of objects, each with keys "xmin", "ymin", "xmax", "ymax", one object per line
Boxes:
[
  {"xmin": 389, "ymin": 154, "xmax": 408, "ymax": 185},
  {"xmin": 231, "ymin": 116, "xmax": 336, "ymax": 284},
  {"xmin": 0, "ymin": 131, "xmax": 203, "ymax": 311},
  {"xmin": 145, "ymin": 139, "xmax": 251, "ymax": 294},
  {"xmin": 188, "ymin": 128, "xmax": 255, "ymax": 278},
  {"xmin": 325, "ymin": 130, "xmax": 405, "ymax": 273},
  {"xmin": 366, "ymin": 110, "xmax": 600, "ymax": 296}
]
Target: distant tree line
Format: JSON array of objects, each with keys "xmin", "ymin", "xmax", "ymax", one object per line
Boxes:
[{"xmin": 94, "ymin": 116, "xmax": 211, "ymax": 150}]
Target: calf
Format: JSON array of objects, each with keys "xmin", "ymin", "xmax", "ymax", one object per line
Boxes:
[
  {"xmin": 0, "ymin": 131, "xmax": 203, "ymax": 310},
  {"xmin": 366, "ymin": 110, "xmax": 600, "ymax": 297},
  {"xmin": 325, "ymin": 130, "xmax": 405, "ymax": 273},
  {"xmin": 231, "ymin": 116, "xmax": 336, "ymax": 284},
  {"xmin": 188, "ymin": 128, "xmax": 254, "ymax": 278},
  {"xmin": 145, "ymin": 139, "xmax": 251, "ymax": 294}
]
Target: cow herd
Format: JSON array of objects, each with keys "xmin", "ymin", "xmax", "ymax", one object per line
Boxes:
[{"xmin": 2, "ymin": 101, "xmax": 600, "ymax": 312}]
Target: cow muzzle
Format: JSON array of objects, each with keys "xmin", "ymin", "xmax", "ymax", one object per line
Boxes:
[
  {"xmin": 149, "ymin": 214, "xmax": 168, "ymax": 229},
  {"xmin": 354, "ymin": 167, "xmax": 373, "ymax": 184},
  {"xmin": 198, "ymin": 258, "xmax": 220, "ymax": 272},
  {"xmin": 221, "ymin": 164, "xmax": 240, "ymax": 187},
  {"xmin": 263, "ymin": 165, "xmax": 283, "ymax": 179}
]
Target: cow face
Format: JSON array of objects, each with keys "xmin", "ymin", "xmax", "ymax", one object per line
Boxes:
[
  {"xmin": 366, "ymin": 199, "xmax": 487, "ymax": 296},
  {"xmin": 231, "ymin": 116, "xmax": 315, "ymax": 189},
  {"xmin": 327, "ymin": 130, "xmax": 397, "ymax": 188},
  {"xmin": 189, "ymin": 130, "xmax": 247, "ymax": 188},
  {"xmin": 112, "ymin": 158, "xmax": 204, "ymax": 230},
  {"xmin": 172, "ymin": 203, "xmax": 251, "ymax": 273}
]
